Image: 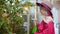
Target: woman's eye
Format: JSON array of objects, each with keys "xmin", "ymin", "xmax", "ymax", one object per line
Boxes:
[{"xmin": 44, "ymin": 9, "xmax": 47, "ymax": 11}]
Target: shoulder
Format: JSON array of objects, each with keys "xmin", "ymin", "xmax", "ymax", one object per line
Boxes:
[
  {"xmin": 47, "ymin": 16, "xmax": 53, "ymax": 21},
  {"xmin": 43, "ymin": 16, "xmax": 53, "ymax": 23}
]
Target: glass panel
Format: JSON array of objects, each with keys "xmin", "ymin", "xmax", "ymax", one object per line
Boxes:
[
  {"xmin": 22, "ymin": 15, "xmax": 28, "ymax": 34},
  {"xmin": 29, "ymin": 0, "xmax": 36, "ymax": 34},
  {"xmin": 38, "ymin": 0, "xmax": 43, "ymax": 2},
  {"xmin": 30, "ymin": 7, "xmax": 35, "ymax": 34}
]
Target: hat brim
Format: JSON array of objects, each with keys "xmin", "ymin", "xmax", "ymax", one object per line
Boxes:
[{"xmin": 36, "ymin": 2, "xmax": 51, "ymax": 12}]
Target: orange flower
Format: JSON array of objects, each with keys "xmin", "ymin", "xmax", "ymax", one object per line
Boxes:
[{"xmin": 2, "ymin": 13, "xmax": 8, "ymax": 18}]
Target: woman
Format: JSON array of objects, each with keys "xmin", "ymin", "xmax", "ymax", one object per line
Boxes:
[{"xmin": 34, "ymin": 1, "xmax": 55, "ymax": 34}]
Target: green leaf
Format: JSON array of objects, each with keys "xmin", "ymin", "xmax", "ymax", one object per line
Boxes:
[{"xmin": 23, "ymin": 2, "xmax": 35, "ymax": 6}]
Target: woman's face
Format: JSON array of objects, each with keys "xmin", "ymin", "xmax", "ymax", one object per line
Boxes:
[{"xmin": 40, "ymin": 7, "xmax": 48, "ymax": 16}]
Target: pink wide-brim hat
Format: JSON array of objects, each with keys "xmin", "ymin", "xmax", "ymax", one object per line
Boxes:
[{"xmin": 36, "ymin": 1, "xmax": 53, "ymax": 18}]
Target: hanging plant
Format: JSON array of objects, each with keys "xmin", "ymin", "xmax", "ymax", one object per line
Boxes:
[{"xmin": 0, "ymin": 0, "xmax": 35, "ymax": 34}]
